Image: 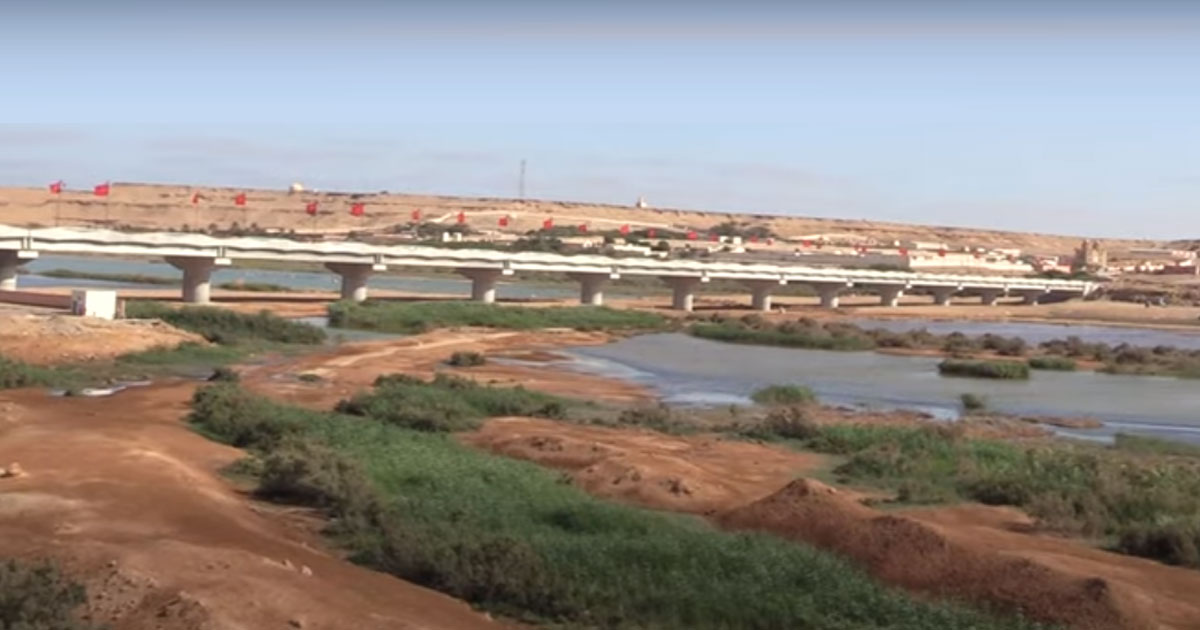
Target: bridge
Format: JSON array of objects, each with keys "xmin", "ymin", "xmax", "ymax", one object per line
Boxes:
[{"xmin": 0, "ymin": 225, "xmax": 1096, "ymax": 311}]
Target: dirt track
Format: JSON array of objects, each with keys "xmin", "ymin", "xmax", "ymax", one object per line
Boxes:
[{"xmin": 0, "ymin": 383, "xmax": 506, "ymax": 630}]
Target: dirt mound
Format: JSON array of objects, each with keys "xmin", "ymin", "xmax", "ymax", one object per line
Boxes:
[
  {"xmin": 719, "ymin": 479, "xmax": 1155, "ymax": 630},
  {"xmin": 0, "ymin": 313, "xmax": 203, "ymax": 364},
  {"xmin": 462, "ymin": 417, "xmax": 821, "ymax": 514}
]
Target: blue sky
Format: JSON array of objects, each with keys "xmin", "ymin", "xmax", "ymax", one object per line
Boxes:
[{"xmin": 1, "ymin": 1, "xmax": 1198, "ymax": 238}]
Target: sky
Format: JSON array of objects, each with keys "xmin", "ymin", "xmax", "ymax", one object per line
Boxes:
[{"xmin": 1, "ymin": 0, "xmax": 1198, "ymax": 238}]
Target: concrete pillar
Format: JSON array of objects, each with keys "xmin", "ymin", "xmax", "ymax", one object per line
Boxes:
[
  {"xmin": 458, "ymin": 268, "xmax": 505, "ymax": 303},
  {"xmin": 165, "ymin": 256, "xmax": 219, "ymax": 304},
  {"xmin": 0, "ymin": 251, "xmax": 20, "ymax": 291},
  {"xmin": 876, "ymin": 285, "xmax": 905, "ymax": 308},
  {"xmin": 978, "ymin": 289, "xmax": 1005, "ymax": 306},
  {"xmin": 929, "ymin": 286, "xmax": 958, "ymax": 307},
  {"xmin": 567, "ymin": 272, "xmax": 613, "ymax": 306},
  {"xmin": 744, "ymin": 279, "xmax": 782, "ymax": 312},
  {"xmin": 325, "ymin": 262, "xmax": 377, "ymax": 302},
  {"xmin": 811, "ymin": 282, "xmax": 846, "ymax": 309},
  {"xmin": 1018, "ymin": 289, "xmax": 1050, "ymax": 305},
  {"xmin": 662, "ymin": 277, "xmax": 702, "ymax": 312}
]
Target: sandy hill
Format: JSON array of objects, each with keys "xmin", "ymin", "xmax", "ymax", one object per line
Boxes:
[{"xmin": 0, "ymin": 182, "xmax": 1157, "ymax": 255}]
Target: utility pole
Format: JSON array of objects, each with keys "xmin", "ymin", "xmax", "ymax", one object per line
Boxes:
[{"xmin": 519, "ymin": 159, "xmax": 526, "ymax": 200}]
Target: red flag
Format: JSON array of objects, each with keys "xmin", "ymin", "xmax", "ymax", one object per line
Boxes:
[
  {"xmin": 687, "ymin": 230, "xmax": 698, "ymax": 240},
  {"xmin": 898, "ymin": 247, "xmax": 909, "ymax": 256},
  {"xmin": 411, "ymin": 209, "xmax": 422, "ymax": 221},
  {"xmin": 498, "ymin": 216, "xmax": 509, "ymax": 227},
  {"xmin": 93, "ymin": 182, "xmax": 110, "ymax": 197},
  {"xmin": 578, "ymin": 223, "xmax": 588, "ymax": 233},
  {"xmin": 191, "ymin": 192, "xmax": 201, "ymax": 204},
  {"xmin": 938, "ymin": 249, "xmax": 947, "ymax": 258},
  {"xmin": 1007, "ymin": 254, "xmax": 1016, "ymax": 262},
  {"xmin": 749, "ymin": 235, "xmax": 759, "ymax": 243},
  {"xmin": 305, "ymin": 201, "xmax": 319, "ymax": 216},
  {"xmin": 542, "ymin": 218, "xmax": 554, "ymax": 230},
  {"xmin": 708, "ymin": 232, "xmax": 718, "ymax": 242},
  {"xmin": 457, "ymin": 211, "xmax": 466, "ymax": 224},
  {"xmin": 619, "ymin": 224, "xmax": 631, "ymax": 235},
  {"xmin": 350, "ymin": 202, "xmax": 365, "ymax": 217},
  {"xmin": 48, "ymin": 180, "xmax": 63, "ymax": 194},
  {"xmin": 646, "ymin": 228, "xmax": 656, "ymax": 238},
  {"xmin": 801, "ymin": 240, "xmax": 812, "ymax": 248},
  {"xmin": 234, "ymin": 193, "xmax": 247, "ymax": 206}
]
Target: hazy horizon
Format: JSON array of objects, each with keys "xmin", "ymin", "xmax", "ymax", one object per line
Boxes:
[{"xmin": 2, "ymin": 1, "xmax": 1198, "ymax": 239}]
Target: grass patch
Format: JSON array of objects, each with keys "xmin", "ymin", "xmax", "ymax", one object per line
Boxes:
[
  {"xmin": 126, "ymin": 301, "xmax": 325, "ymax": 345},
  {"xmin": 750, "ymin": 384, "xmax": 818, "ymax": 406},
  {"xmin": 938, "ymin": 359, "xmax": 1030, "ymax": 380},
  {"xmin": 1027, "ymin": 356, "xmax": 1077, "ymax": 371},
  {"xmin": 795, "ymin": 423, "xmax": 1200, "ymax": 566},
  {"xmin": 216, "ymin": 280, "xmax": 296, "ymax": 292},
  {"xmin": 689, "ymin": 321, "xmax": 876, "ymax": 351},
  {"xmin": 1113, "ymin": 433, "xmax": 1200, "ymax": 458},
  {"xmin": 334, "ymin": 373, "xmax": 569, "ymax": 432},
  {"xmin": 960, "ymin": 392, "xmax": 988, "ymax": 412},
  {"xmin": 189, "ymin": 384, "xmax": 1044, "ymax": 629},
  {"xmin": 35, "ymin": 268, "xmax": 177, "ymax": 285},
  {"xmin": 0, "ymin": 355, "xmax": 75, "ymax": 389},
  {"xmin": 446, "ymin": 351, "xmax": 486, "ymax": 367},
  {"xmin": 0, "ymin": 558, "xmax": 95, "ymax": 629},
  {"xmin": 327, "ymin": 300, "xmax": 667, "ymax": 334}
]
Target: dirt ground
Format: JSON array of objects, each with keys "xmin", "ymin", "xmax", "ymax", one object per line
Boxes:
[
  {"xmin": 0, "ymin": 182, "xmax": 1154, "ymax": 255},
  {"xmin": 0, "ymin": 313, "xmax": 203, "ymax": 364},
  {"xmin": 0, "ymin": 383, "xmax": 507, "ymax": 630},
  {"xmin": 239, "ymin": 328, "xmax": 650, "ymax": 410}
]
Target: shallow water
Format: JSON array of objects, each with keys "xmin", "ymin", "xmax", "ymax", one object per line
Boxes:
[{"xmin": 566, "ymin": 333, "xmax": 1200, "ymax": 444}]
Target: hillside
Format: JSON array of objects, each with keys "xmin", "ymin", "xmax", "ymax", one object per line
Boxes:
[{"xmin": 0, "ymin": 183, "xmax": 1157, "ymax": 256}]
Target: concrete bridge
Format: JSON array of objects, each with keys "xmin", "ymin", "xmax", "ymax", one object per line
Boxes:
[{"xmin": 0, "ymin": 225, "xmax": 1096, "ymax": 311}]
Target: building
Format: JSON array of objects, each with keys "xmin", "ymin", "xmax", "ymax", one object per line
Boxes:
[{"xmin": 1072, "ymin": 239, "xmax": 1108, "ymax": 272}]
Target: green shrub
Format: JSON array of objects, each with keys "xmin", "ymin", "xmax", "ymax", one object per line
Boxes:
[
  {"xmin": 207, "ymin": 366, "xmax": 240, "ymax": 382},
  {"xmin": 191, "ymin": 386, "xmax": 1042, "ymax": 630},
  {"xmin": 257, "ymin": 437, "xmax": 382, "ymax": 522},
  {"xmin": 615, "ymin": 404, "xmax": 694, "ymax": 434},
  {"xmin": 335, "ymin": 373, "xmax": 569, "ymax": 432},
  {"xmin": 327, "ymin": 301, "xmax": 666, "ymax": 334},
  {"xmin": 1116, "ymin": 522, "xmax": 1200, "ymax": 567},
  {"xmin": 1114, "ymin": 433, "xmax": 1200, "ymax": 458},
  {"xmin": 0, "ymin": 356, "xmax": 63, "ymax": 389},
  {"xmin": 937, "ymin": 359, "xmax": 1030, "ymax": 380},
  {"xmin": 1027, "ymin": 356, "xmax": 1077, "ymax": 371},
  {"xmin": 750, "ymin": 384, "xmax": 817, "ymax": 406},
  {"xmin": 689, "ymin": 322, "xmax": 876, "ymax": 351},
  {"xmin": 37, "ymin": 268, "xmax": 176, "ymax": 285},
  {"xmin": 742, "ymin": 406, "xmax": 819, "ymax": 441},
  {"xmin": 0, "ymin": 559, "xmax": 93, "ymax": 629},
  {"xmin": 960, "ymin": 393, "xmax": 987, "ymax": 412},
  {"xmin": 216, "ymin": 281, "xmax": 294, "ymax": 292},
  {"xmin": 446, "ymin": 351, "xmax": 486, "ymax": 367},
  {"xmin": 189, "ymin": 383, "xmax": 310, "ymax": 450},
  {"xmin": 126, "ymin": 302, "xmax": 325, "ymax": 345}
]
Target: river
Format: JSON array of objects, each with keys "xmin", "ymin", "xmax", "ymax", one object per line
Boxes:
[{"xmin": 564, "ymin": 333, "xmax": 1200, "ymax": 445}]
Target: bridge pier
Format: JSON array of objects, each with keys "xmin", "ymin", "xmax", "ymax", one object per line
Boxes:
[
  {"xmin": 325, "ymin": 262, "xmax": 383, "ymax": 302},
  {"xmin": 166, "ymin": 256, "xmax": 229, "ymax": 304},
  {"xmin": 0, "ymin": 250, "xmax": 35, "ymax": 291},
  {"xmin": 744, "ymin": 279, "xmax": 784, "ymax": 311},
  {"xmin": 978, "ymin": 288, "xmax": 1006, "ymax": 306},
  {"xmin": 810, "ymin": 281, "xmax": 850, "ymax": 309},
  {"xmin": 458, "ymin": 268, "xmax": 508, "ymax": 303},
  {"xmin": 1016, "ymin": 288, "xmax": 1050, "ymax": 305},
  {"xmin": 568, "ymin": 272, "xmax": 616, "ymax": 306},
  {"xmin": 929, "ymin": 286, "xmax": 959, "ymax": 306},
  {"xmin": 867, "ymin": 284, "xmax": 906, "ymax": 308},
  {"xmin": 662, "ymin": 276, "xmax": 703, "ymax": 312}
]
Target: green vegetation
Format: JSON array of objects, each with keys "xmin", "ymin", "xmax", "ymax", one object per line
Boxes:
[
  {"xmin": 216, "ymin": 280, "xmax": 296, "ymax": 292},
  {"xmin": 0, "ymin": 355, "xmax": 70, "ymax": 389},
  {"xmin": 1040, "ymin": 336, "xmax": 1200, "ymax": 379},
  {"xmin": 446, "ymin": 351, "xmax": 486, "ymax": 367},
  {"xmin": 35, "ymin": 268, "xmax": 177, "ymax": 285},
  {"xmin": 328, "ymin": 300, "xmax": 667, "ymax": 335},
  {"xmin": 1113, "ymin": 433, "xmax": 1200, "ymax": 458},
  {"xmin": 739, "ymin": 406, "xmax": 820, "ymax": 441},
  {"xmin": 1027, "ymin": 356, "xmax": 1078, "ymax": 371},
  {"xmin": 334, "ymin": 373, "xmax": 568, "ymax": 432},
  {"xmin": 959, "ymin": 393, "xmax": 988, "ymax": 412},
  {"xmin": 189, "ymin": 384, "xmax": 1044, "ymax": 629},
  {"xmin": 937, "ymin": 359, "xmax": 1030, "ymax": 380},
  {"xmin": 689, "ymin": 318, "xmax": 876, "ymax": 351},
  {"xmin": 0, "ymin": 558, "xmax": 94, "ymax": 629},
  {"xmin": 126, "ymin": 301, "xmax": 326, "ymax": 345},
  {"xmin": 792, "ymin": 423, "xmax": 1200, "ymax": 567},
  {"xmin": 116, "ymin": 342, "xmax": 246, "ymax": 367},
  {"xmin": 750, "ymin": 384, "xmax": 818, "ymax": 406}
]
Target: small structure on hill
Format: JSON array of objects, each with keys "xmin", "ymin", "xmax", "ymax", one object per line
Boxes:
[
  {"xmin": 635, "ymin": 196, "xmax": 649, "ymax": 209},
  {"xmin": 1072, "ymin": 239, "xmax": 1108, "ymax": 272}
]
